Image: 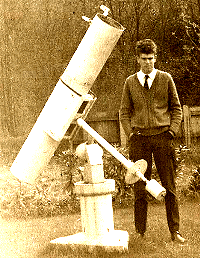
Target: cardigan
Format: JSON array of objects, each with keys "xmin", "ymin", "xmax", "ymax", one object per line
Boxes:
[{"xmin": 119, "ymin": 70, "xmax": 182, "ymax": 136}]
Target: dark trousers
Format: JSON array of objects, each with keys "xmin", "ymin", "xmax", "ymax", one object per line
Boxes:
[{"xmin": 129, "ymin": 131, "xmax": 180, "ymax": 235}]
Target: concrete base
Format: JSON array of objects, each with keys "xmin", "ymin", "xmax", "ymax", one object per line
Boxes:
[{"xmin": 50, "ymin": 230, "xmax": 129, "ymax": 253}]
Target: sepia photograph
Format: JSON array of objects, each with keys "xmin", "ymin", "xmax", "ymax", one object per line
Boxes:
[{"xmin": 0, "ymin": 1, "xmax": 199, "ymax": 257}]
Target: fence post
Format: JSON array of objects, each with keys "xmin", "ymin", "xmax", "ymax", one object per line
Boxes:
[{"xmin": 183, "ymin": 105, "xmax": 191, "ymax": 148}]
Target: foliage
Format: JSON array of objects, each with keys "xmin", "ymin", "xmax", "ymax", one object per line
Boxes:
[
  {"xmin": 175, "ymin": 143, "xmax": 200, "ymax": 200},
  {"xmin": 0, "ymin": 149, "xmax": 82, "ymax": 219},
  {"xmin": 170, "ymin": 5, "xmax": 200, "ymax": 106},
  {"xmin": 188, "ymin": 167, "xmax": 200, "ymax": 196},
  {"xmin": 0, "ymin": 146, "xmax": 136, "ymax": 218},
  {"xmin": 180, "ymin": 166, "xmax": 200, "ymax": 200},
  {"xmin": 103, "ymin": 147, "xmax": 135, "ymax": 207}
]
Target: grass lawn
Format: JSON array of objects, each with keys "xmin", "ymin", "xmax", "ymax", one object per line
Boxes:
[{"xmin": 0, "ymin": 201, "xmax": 199, "ymax": 258}]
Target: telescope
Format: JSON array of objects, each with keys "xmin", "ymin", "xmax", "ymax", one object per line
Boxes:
[
  {"xmin": 9, "ymin": 5, "xmax": 166, "ymax": 252},
  {"xmin": 10, "ymin": 5, "xmax": 165, "ymax": 200}
]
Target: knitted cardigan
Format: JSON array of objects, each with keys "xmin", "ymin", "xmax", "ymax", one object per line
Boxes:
[{"xmin": 119, "ymin": 70, "xmax": 182, "ymax": 136}]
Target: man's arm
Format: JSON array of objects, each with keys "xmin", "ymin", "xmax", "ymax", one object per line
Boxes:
[
  {"xmin": 120, "ymin": 119, "xmax": 132, "ymax": 138},
  {"xmin": 168, "ymin": 75, "xmax": 182, "ymax": 136},
  {"xmin": 119, "ymin": 79, "xmax": 133, "ymax": 138}
]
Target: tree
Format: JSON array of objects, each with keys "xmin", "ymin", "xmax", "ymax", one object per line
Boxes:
[
  {"xmin": 0, "ymin": 0, "xmax": 88, "ymax": 137},
  {"xmin": 171, "ymin": 0, "xmax": 200, "ymax": 106},
  {"xmin": 0, "ymin": 0, "xmax": 18, "ymax": 137},
  {"xmin": 102, "ymin": 0, "xmax": 154, "ymax": 74},
  {"xmin": 151, "ymin": 0, "xmax": 184, "ymax": 59}
]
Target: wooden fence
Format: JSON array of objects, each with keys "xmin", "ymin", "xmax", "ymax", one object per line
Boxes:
[
  {"xmin": 71, "ymin": 117, "xmax": 121, "ymax": 145},
  {"xmin": 182, "ymin": 105, "xmax": 200, "ymax": 148}
]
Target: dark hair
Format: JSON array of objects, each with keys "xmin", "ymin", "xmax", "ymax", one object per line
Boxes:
[{"xmin": 135, "ymin": 39, "xmax": 157, "ymax": 56}]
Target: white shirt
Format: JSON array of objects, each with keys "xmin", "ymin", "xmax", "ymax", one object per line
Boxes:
[{"xmin": 137, "ymin": 69, "xmax": 157, "ymax": 89}]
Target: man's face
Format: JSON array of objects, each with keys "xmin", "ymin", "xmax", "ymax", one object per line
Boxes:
[{"xmin": 137, "ymin": 53, "xmax": 156, "ymax": 74}]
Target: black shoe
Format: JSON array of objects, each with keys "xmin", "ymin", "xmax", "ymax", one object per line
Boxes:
[
  {"xmin": 140, "ymin": 232, "xmax": 145, "ymax": 238},
  {"xmin": 171, "ymin": 231, "xmax": 186, "ymax": 243},
  {"xmin": 136, "ymin": 230, "xmax": 145, "ymax": 238}
]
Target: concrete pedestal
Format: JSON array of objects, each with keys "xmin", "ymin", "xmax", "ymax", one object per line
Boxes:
[
  {"xmin": 50, "ymin": 179, "xmax": 129, "ymax": 252},
  {"xmin": 50, "ymin": 141, "xmax": 129, "ymax": 253}
]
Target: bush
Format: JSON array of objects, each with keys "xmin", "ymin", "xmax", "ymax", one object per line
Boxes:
[
  {"xmin": 187, "ymin": 167, "xmax": 200, "ymax": 199},
  {"xmin": 103, "ymin": 147, "xmax": 135, "ymax": 208},
  {"xmin": 0, "ymin": 149, "xmax": 82, "ymax": 219},
  {"xmin": 175, "ymin": 144, "xmax": 200, "ymax": 200},
  {"xmin": 1, "ymin": 146, "xmax": 137, "ymax": 218}
]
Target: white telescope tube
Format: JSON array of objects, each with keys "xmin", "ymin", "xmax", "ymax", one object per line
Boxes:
[
  {"xmin": 10, "ymin": 10, "xmax": 125, "ymax": 184},
  {"xmin": 77, "ymin": 118, "xmax": 133, "ymax": 169},
  {"xmin": 61, "ymin": 13, "xmax": 125, "ymax": 96}
]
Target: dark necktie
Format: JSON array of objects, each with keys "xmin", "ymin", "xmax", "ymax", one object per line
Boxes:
[{"xmin": 144, "ymin": 75, "xmax": 149, "ymax": 90}]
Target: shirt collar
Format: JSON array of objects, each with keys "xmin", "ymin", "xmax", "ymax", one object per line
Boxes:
[{"xmin": 139, "ymin": 68, "xmax": 157, "ymax": 80}]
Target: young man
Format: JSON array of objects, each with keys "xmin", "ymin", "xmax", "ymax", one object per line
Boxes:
[{"xmin": 120, "ymin": 39, "xmax": 186, "ymax": 243}]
